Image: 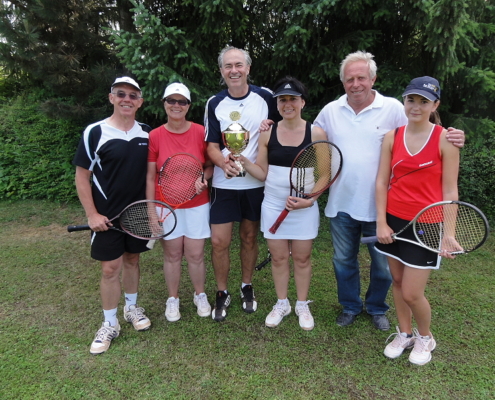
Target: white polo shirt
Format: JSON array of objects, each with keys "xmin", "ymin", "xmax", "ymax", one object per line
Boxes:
[{"xmin": 314, "ymin": 90, "xmax": 407, "ymax": 221}]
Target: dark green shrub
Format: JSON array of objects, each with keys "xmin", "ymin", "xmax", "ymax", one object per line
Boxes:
[
  {"xmin": 458, "ymin": 118, "xmax": 495, "ymax": 224},
  {"xmin": 0, "ymin": 94, "xmax": 82, "ymax": 202}
]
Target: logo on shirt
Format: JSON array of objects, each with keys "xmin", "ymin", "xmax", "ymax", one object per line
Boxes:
[
  {"xmin": 419, "ymin": 161, "xmax": 433, "ymax": 167},
  {"xmin": 229, "ymin": 111, "xmax": 241, "ymax": 121},
  {"xmin": 138, "ymin": 142, "xmax": 148, "ymax": 146}
]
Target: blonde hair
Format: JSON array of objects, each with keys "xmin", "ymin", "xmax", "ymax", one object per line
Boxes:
[{"xmin": 340, "ymin": 51, "xmax": 377, "ymax": 82}]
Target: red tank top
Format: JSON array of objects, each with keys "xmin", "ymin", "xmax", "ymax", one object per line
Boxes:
[{"xmin": 387, "ymin": 124, "xmax": 443, "ymax": 220}]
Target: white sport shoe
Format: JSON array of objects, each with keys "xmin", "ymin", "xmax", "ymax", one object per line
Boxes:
[
  {"xmin": 124, "ymin": 304, "xmax": 151, "ymax": 331},
  {"xmin": 295, "ymin": 300, "xmax": 314, "ymax": 331},
  {"xmin": 165, "ymin": 297, "xmax": 181, "ymax": 322},
  {"xmin": 193, "ymin": 292, "xmax": 211, "ymax": 317},
  {"xmin": 265, "ymin": 300, "xmax": 291, "ymax": 327},
  {"xmin": 90, "ymin": 321, "xmax": 120, "ymax": 355},
  {"xmin": 384, "ymin": 326, "xmax": 415, "ymax": 359},
  {"xmin": 409, "ymin": 328, "xmax": 436, "ymax": 365}
]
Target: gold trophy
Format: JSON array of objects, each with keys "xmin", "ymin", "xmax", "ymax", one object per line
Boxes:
[{"xmin": 222, "ymin": 122, "xmax": 250, "ymax": 177}]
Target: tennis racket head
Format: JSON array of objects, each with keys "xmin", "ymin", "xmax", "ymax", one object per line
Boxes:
[
  {"xmin": 413, "ymin": 201, "xmax": 490, "ymax": 254},
  {"xmin": 158, "ymin": 153, "xmax": 203, "ymax": 206},
  {"xmin": 289, "ymin": 140, "xmax": 343, "ymax": 198},
  {"xmin": 119, "ymin": 200, "xmax": 177, "ymax": 240}
]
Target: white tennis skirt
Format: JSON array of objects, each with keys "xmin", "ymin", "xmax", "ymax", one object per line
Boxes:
[{"xmin": 162, "ymin": 203, "xmax": 210, "ymax": 241}]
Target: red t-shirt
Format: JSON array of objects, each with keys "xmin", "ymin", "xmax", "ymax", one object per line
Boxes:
[
  {"xmin": 148, "ymin": 122, "xmax": 209, "ymax": 208},
  {"xmin": 387, "ymin": 124, "xmax": 443, "ymax": 220}
]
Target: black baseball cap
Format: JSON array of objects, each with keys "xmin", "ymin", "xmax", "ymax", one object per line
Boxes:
[{"xmin": 273, "ymin": 82, "xmax": 303, "ymax": 97}]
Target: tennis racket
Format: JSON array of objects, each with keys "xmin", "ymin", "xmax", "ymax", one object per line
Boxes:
[
  {"xmin": 361, "ymin": 201, "xmax": 489, "ymax": 254},
  {"xmin": 67, "ymin": 200, "xmax": 177, "ymax": 240},
  {"xmin": 158, "ymin": 153, "xmax": 204, "ymax": 208},
  {"xmin": 269, "ymin": 140, "xmax": 343, "ymax": 234}
]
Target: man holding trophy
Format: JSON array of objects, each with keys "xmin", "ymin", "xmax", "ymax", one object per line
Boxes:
[{"xmin": 205, "ymin": 46, "xmax": 279, "ymax": 322}]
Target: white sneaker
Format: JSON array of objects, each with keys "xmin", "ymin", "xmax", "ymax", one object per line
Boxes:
[
  {"xmin": 90, "ymin": 321, "xmax": 120, "ymax": 355},
  {"xmin": 295, "ymin": 300, "xmax": 314, "ymax": 331},
  {"xmin": 265, "ymin": 300, "xmax": 291, "ymax": 327},
  {"xmin": 409, "ymin": 328, "xmax": 436, "ymax": 365},
  {"xmin": 124, "ymin": 304, "xmax": 151, "ymax": 331},
  {"xmin": 165, "ymin": 297, "xmax": 181, "ymax": 322},
  {"xmin": 384, "ymin": 326, "xmax": 415, "ymax": 359},
  {"xmin": 193, "ymin": 292, "xmax": 211, "ymax": 317}
]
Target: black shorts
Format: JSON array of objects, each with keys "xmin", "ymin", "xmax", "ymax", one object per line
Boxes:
[
  {"xmin": 210, "ymin": 187, "xmax": 264, "ymax": 224},
  {"xmin": 375, "ymin": 213, "xmax": 441, "ymax": 269},
  {"xmin": 90, "ymin": 228, "xmax": 150, "ymax": 261}
]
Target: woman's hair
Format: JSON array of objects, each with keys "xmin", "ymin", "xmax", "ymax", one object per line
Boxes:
[
  {"xmin": 340, "ymin": 51, "xmax": 377, "ymax": 82},
  {"xmin": 272, "ymin": 76, "xmax": 309, "ymax": 101},
  {"xmin": 430, "ymin": 106, "xmax": 442, "ymax": 125}
]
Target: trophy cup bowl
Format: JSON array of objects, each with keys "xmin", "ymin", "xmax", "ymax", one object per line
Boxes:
[{"xmin": 222, "ymin": 122, "xmax": 250, "ymax": 177}]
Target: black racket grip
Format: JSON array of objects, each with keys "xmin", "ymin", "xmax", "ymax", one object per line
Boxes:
[
  {"xmin": 361, "ymin": 236, "xmax": 378, "ymax": 244},
  {"xmin": 255, "ymin": 255, "xmax": 272, "ymax": 271},
  {"xmin": 67, "ymin": 225, "xmax": 91, "ymax": 232}
]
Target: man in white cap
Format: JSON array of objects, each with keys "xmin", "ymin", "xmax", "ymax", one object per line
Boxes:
[{"xmin": 73, "ymin": 76, "xmax": 152, "ymax": 354}]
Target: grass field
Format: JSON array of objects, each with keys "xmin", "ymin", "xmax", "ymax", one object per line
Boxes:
[{"xmin": 0, "ymin": 200, "xmax": 493, "ymax": 400}]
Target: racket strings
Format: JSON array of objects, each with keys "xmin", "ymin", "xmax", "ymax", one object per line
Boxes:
[
  {"xmin": 292, "ymin": 142, "xmax": 337, "ymax": 196},
  {"xmin": 120, "ymin": 202, "xmax": 170, "ymax": 239},
  {"xmin": 416, "ymin": 204, "xmax": 488, "ymax": 252},
  {"xmin": 159, "ymin": 156, "xmax": 202, "ymax": 205}
]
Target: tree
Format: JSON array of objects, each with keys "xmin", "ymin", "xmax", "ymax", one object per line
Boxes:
[{"xmin": 0, "ymin": 0, "xmax": 135, "ymax": 122}]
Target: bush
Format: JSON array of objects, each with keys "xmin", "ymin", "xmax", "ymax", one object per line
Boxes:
[
  {"xmin": 457, "ymin": 118, "xmax": 495, "ymax": 224},
  {"xmin": 0, "ymin": 94, "xmax": 82, "ymax": 202}
]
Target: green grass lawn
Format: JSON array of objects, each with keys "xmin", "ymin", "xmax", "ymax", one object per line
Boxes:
[{"xmin": 0, "ymin": 200, "xmax": 493, "ymax": 400}]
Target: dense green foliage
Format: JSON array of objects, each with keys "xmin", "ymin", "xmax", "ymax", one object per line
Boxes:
[
  {"xmin": 0, "ymin": 93, "xmax": 82, "ymax": 202},
  {"xmin": 0, "ymin": 0, "xmax": 494, "ymax": 220}
]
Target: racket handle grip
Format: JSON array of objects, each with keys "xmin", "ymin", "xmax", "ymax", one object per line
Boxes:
[
  {"xmin": 67, "ymin": 225, "xmax": 91, "ymax": 232},
  {"xmin": 268, "ymin": 209, "xmax": 289, "ymax": 234},
  {"xmin": 361, "ymin": 236, "xmax": 378, "ymax": 244},
  {"xmin": 255, "ymin": 256, "xmax": 272, "ymax": 271}
]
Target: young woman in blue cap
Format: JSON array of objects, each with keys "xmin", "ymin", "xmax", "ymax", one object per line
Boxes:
[{"xmin": 374, "ymin": 76, "xmax": 460, "ymax": 365}]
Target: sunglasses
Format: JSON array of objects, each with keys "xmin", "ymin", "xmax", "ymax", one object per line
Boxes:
[
  {"xmin": 164, "ymin": 98, "xmax": 189, "ymax": 106},
  {"xmin": 112, "ymin": 91, "xmax": 141, "ymax": 100}
]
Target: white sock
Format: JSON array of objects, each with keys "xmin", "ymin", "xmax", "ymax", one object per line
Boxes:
[
  {"xmin": 124, "ymin": 293, "xmax": 138, "ymax": 309},
  {"xmin": 277, "ymin": 298, "xmax": 289, "ymax": 305},
  {"xmin": 103, "ymin": 308, "xmax": 118, "ymax": 327},
  {"xmin": 241, "ymin": 282, "xmax": 251, "ymax": 289},
  {"xmin": 296, "ymin": 300, "xmax": 308, "ymax": 307}
]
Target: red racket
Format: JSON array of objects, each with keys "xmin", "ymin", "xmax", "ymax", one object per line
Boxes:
[
  {"xmin": 269, "ymin": 140, "xmax": 343, "ymax": 234},
  {"xmin": 158, "ymin": 153, "xmax": 204, "ymax": 209},
  {"xmin": 67, "ymin": 200, "xmax": 177, "ymax": 240}
]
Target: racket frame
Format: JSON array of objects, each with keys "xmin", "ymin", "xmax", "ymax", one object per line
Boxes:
[
  {"xmin": 157, "ymin": 152, "xmax": 204, "ymax": 208},
  {"xmin": 268, "ymin": 140, "xmax": 343, "ymax": 234},
  {"xmin": 362, "ymin": 200, "xmax": 490, "ymax": 254},
  {"xmin": 67, "ymin": 199, "xmax": 177, "ymax": 240}
]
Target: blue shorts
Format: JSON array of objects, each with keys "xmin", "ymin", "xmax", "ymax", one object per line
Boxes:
[{"xmin": 210, "ymin": 187, "xmax": 264, "ymax": 224}]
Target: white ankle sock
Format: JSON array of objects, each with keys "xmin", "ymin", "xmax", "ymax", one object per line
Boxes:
[
  {"xmin": 124, "ymin": 293, "xmax": 138, "ymax": 308},
  {"xmin": 103, "ymin": 308, "xmax": 118, "ymax": 326}
]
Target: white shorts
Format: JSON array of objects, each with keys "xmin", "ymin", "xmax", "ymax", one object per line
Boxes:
[{"xmin": 163, "ymin": 203, "xmax": 210, "ymax": 240}]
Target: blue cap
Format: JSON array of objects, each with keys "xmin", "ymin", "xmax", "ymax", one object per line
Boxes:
[{"xmin": 402, "ymin": 76, "xmax": 441, "ymax": 101}]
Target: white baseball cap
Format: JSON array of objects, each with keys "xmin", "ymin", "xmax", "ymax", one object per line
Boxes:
[
  {"xmin": 162, "ymin": 82, "xmax": 191, "ymax": 101},
  {"xmin": 111, "ymin": 76, "xmax": 141, "ymax": 92}
]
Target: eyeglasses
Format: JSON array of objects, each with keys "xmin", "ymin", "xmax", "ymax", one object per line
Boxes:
[
  {"xmin": 164, "ymin": 98, "xmax": 189, "ymax": 106},
  {"xmin": 112, "ymin": 91, "xmax": 141, "ymax": 100}
]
